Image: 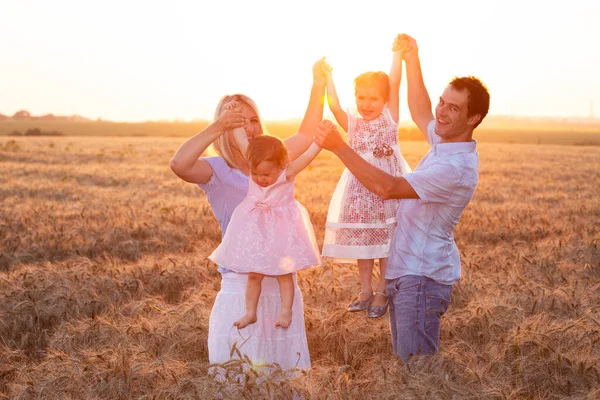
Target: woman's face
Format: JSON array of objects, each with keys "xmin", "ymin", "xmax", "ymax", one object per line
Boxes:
[
  {"xmin": 240, "ymin": 104, "xmax": 262, "ymax": 140},
  {"xmin": 226, "ymin": 103, "xmax": 262, "ymax": 169},
  {"xmin": 228, "ymin": 102, "xmax": 262, "ymax": 151}
]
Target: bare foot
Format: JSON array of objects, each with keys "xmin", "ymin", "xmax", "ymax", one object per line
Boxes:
[
  {"xmin": 275, "ymin": 309, "xmax": 292, "ymax": 329},
  {"xmin": 234, "ymin": 312, "xmax": 257, "ymax": 329}
]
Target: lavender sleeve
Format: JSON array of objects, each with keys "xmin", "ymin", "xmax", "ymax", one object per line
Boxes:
[{"xmin": 197, "ymin": 157, "xmax": 249, "ymax": 273}]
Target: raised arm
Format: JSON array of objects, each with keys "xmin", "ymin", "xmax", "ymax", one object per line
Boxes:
[
  {"xmin": 323, "ymin": 60, "xmax": 349, "ymax": 132},
  {"xmin": 283, "ymin": 58, "xmax": 327, "ymax": 161},
  {"xmin": 169, "ymin": 102, "xmax": 244, "ymax": 184},
  {"xmin": 314, "ymin": 121, "xmax": 418, "ymax": 200},
  {"xmin": 285, "ymin": 141, "xmax": 322, "ymax": 181},
  {"xmin": 232, "ymin": 126, "xmax": 249, "ymax": 156},
  {"xmin": 387, "ymin": 43, "xmax": 403, "ymax": 123},
  {"xmin": 394, "ymin": 34, "xmax": 433, "ymax": 137}
]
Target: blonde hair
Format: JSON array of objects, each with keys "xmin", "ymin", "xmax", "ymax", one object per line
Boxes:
[
  {"xmin": 354, "ymin": 71, "xmax": 390, "ymax": 102},
  {"xmin": 212, "ymin": 94, "xmax": 267, "ymax": 170},
  {"xmin": 246, "ymin": 135, "xmax": 289, "ymax": 170}
]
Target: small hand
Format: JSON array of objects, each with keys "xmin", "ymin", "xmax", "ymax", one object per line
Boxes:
[
  {"xmin": 223, "ymin": 99, "xmax": 240, "ymax": 111},
  {"xmin": 216, "ymin": 103, "xmax": 244, "ymax": 131},
  {"xmin": 314, "ymin": 119, "xmax": 344, "ymax": 151}
]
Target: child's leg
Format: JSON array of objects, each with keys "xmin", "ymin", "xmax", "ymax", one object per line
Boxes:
[
  {"xmin": 234, "ymin": 273, "xmax": 264, "ymax": 329},
  {"xmin": 275, "ymin": 274, "xmax": 294, "ymax": 329},
  {"xmin": 347, "ymin": 259, "xmax": 375, "ymax": 311},
  {"xmin": 372, "ymin": 258, "xmax": 389, "ymax": 307},
  {"xmin": 357, "ymin": 259, "xmax": 375, "ymax": 300}
]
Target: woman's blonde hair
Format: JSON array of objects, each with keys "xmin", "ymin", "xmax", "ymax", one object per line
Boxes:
[{"xmin": 212, "ymin": 94, "xmax": 267, "ymax": 170}]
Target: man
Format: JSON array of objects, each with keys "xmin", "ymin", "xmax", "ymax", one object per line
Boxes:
[{"xmin": 314, "ymin": 34, "xmax": 490, "ymax": 361}]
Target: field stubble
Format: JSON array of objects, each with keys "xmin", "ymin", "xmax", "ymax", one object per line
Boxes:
[{"xmin": 0, "ymin": 136, "xmax": 599, "ymax": 399}]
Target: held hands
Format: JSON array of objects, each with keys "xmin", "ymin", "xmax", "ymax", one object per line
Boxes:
[
  {"xmin": 393, "ymin": 33, "xmax": 418, "ymax": 61},
  {"xmin": 314, "ymin": 119, "xmax": 344, "ymax": 152},
  {"xmin": 216, "ymin": 99, "xmax": 245, "ymax": 131},
  {"xmin": 312, "ymin": 57, "xmax": 327, "ymax": 86},
  {"xmin": 320, "ymin": 58, "xmax": 333, "ymax": 80},
  {"xmin": 223, "ymin": 99, "xmax": 240, "ymax": 111},
  {"xmin": 313, "ymin": 57, "xmax": 333, "ymax": 86}
]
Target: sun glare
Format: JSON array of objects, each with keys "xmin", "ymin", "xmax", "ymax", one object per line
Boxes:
[{"xmin": 0, "ymin": 0, "xmax": 599, "ymax": 121}]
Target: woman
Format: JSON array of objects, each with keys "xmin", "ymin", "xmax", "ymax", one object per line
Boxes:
[{"xmin": 170, "ymin": 60, "xmax": 326, "ymax": 371}]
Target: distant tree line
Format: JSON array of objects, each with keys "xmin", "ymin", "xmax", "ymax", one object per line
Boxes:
[
  {"xmin": 0, "ymin": 110, "xmax": 90, "ymax": 121},
  {"xmin": 9, "ymin": 128, "xmax": 63, "ymax": 137}
]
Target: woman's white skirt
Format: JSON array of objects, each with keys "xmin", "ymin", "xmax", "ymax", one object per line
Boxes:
[{"xmin": 208, "ymin": 272, "xmax": 311, "ymax": 372}]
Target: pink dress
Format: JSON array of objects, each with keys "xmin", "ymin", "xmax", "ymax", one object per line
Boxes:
[
  {"xmin": 200, "ymin": 157, "xmax": 310, "ymax": 373},
  {"xmin": 322, "ymin": 108, "xmax": 411, "ymax": 261},
  {"xmin": 209, "ymin": 168, "xmax": 322, "ymax": 275}
]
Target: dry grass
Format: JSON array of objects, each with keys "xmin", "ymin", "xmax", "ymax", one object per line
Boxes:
[{"xmin": 1, "ymin": 135, "xmax": 599, "ymax": 399}]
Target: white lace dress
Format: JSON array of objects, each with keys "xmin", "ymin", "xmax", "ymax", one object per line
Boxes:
[{"xmin": 322, "ymin": 108, "xmax": 411, "ymax": 261}]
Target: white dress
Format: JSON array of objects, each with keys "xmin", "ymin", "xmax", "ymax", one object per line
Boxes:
[{"xmin": 322, "ymin": 108, "xmax": 411, "ymax": 261}]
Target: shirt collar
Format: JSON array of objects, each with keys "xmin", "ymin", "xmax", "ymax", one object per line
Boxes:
[{"xmin": 433, "ymin": 139, "xmax": 477, "ymax": 155}]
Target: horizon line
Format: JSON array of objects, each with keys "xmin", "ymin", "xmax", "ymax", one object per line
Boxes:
[{"xmin": 2, "ymin": 112, "xmax": 600, "ymax": 125}]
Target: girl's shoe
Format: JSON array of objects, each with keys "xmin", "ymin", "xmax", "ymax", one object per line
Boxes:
[
  {"xmin": 347, "ymin": 291, "xmax": 374, "ymax": 312},
  {"xmin": 367, "ymin": 291, "xmax": 389, "ymax": 318}
]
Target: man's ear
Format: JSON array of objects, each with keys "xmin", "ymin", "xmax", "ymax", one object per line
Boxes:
[{"xmin": 468, "ymin": 114, "xmax": 482, "ymax": 127}]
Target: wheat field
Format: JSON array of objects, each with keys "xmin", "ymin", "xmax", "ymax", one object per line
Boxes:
[{"xmin": 1, "ymin": 135, "xmax": 599, "ymax": 399}]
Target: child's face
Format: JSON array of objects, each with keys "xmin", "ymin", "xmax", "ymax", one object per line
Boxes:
[
  {"xmin": 355, "ymin": 85, "xmax": 386, "ymax": 121},
  {"xmin": 251, "ymin": 160, "xmax": 282, "ymax": 187}
]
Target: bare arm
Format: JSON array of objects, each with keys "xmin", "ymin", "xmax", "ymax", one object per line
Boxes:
[
  {"xmin": 320, "ymin": 59, "xmax": 348, "ymax": 132},
  {"xmin": 314, "ymin": 121, "xmax": 418, "ymax": 200},
  {"xmin": 232, "ymin": 126, "xmax": 249, "ymax": 156},
  {"xmin": 286, "ymin": 142, "xmax": 322, "ymax": 181},
  {"xmin": 283, "ymin": 58, "xmax": 327, "ymax": 161},
  {"xmin": 394, "ymin": 34, "xmax": 434, "ymax": 137},
  {"xmin": 387, "ymin": 47, "xmax": 402, "ymax": 123},
  {"xmin": 325, "ymin": 71, "xmax": 349, "ymax": 132},
  {"xmin": 169, "ymin": 106, "xmax": 244, "ymax": 184}
]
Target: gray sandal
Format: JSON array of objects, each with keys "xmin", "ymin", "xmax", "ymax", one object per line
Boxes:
[
  {"xmin": 347, "ymin": 290, "xmax": 374, "ymax": 312},
  {"xmin": 367, "ymin": 291, "xmax": 389, "ymax": 318}
]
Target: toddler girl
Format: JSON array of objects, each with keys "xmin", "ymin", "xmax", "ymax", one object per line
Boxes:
[
  {"xmin": 321, "ymin": 46, "xmax": 411, "ymax": 318},
  {"xmin": 209, "ymin": 128, "xmax": 324, "ymax": 329}
]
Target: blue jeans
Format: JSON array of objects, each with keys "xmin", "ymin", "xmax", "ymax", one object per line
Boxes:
[{"xmin": 386, "ymin": 275, "xmax": 452, "ymax": 362}]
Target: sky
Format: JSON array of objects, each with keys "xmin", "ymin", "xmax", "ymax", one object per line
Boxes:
[{"xmin": 1, "ymin": 0, "xmax": 599, "ymax": 122}]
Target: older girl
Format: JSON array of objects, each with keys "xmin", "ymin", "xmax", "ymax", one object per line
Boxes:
[{"xmin": 320, "ymin": 47, "xmax": 411, "ymax": 319}]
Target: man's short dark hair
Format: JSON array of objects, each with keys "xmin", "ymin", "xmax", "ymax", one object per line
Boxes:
[{"xmin": 449, "ymin": 76, "xmax": 490, "ymax": 128}]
